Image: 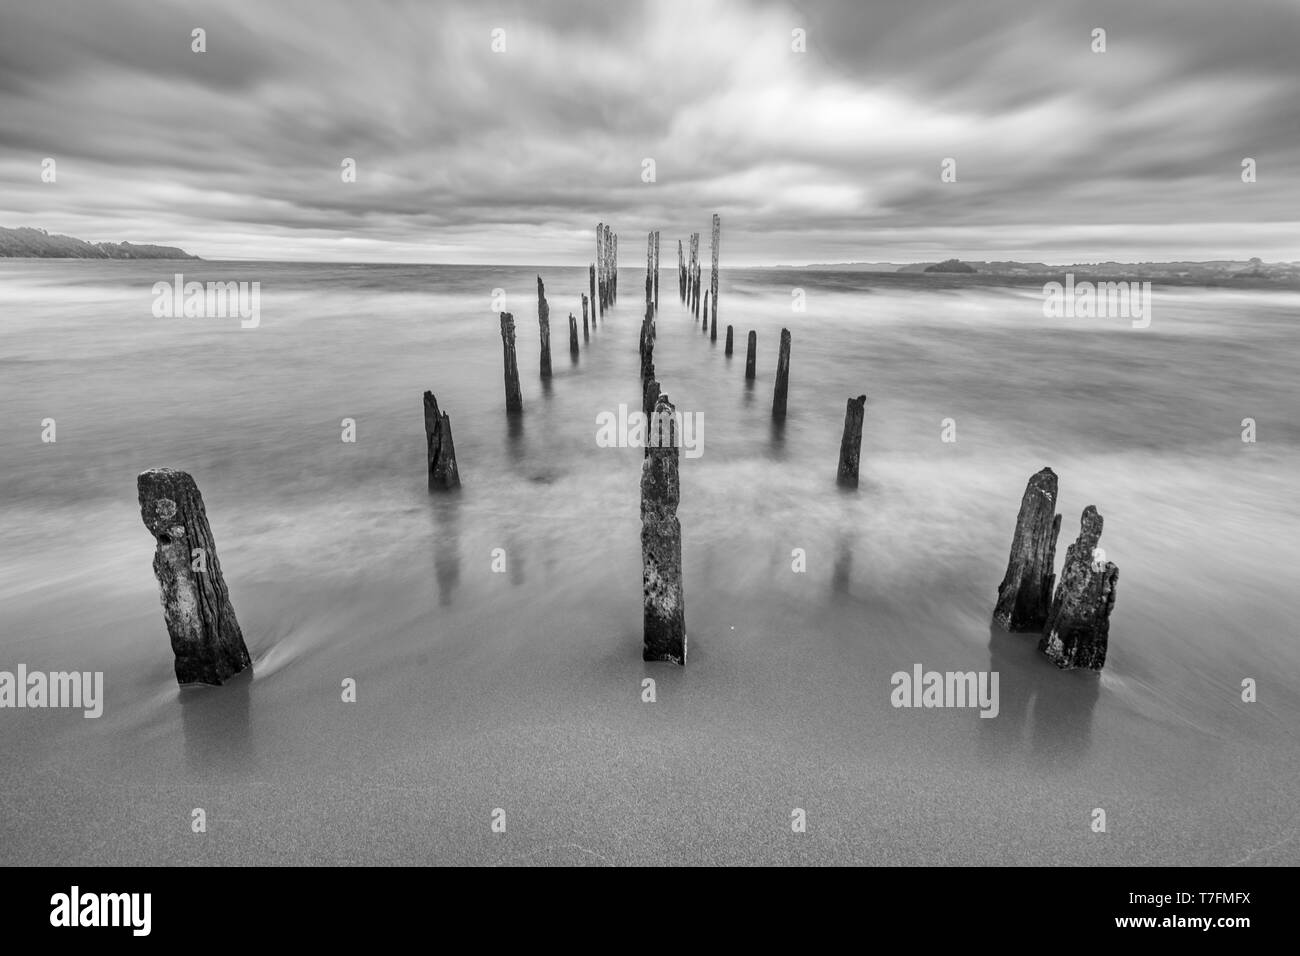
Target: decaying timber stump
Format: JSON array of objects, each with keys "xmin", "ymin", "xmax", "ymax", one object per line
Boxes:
[
  {"xmin": 537, "ymin": 276, "xmax": 552, "ymax": 378},
  {"xmin": 424, "ymin": 391, "xmax": 460, "ymax": 491},
  {"xmin": 992, "ymin": 467, "xmax": 1061, "ymax": 632},
  {"xmin": 138, "ymin": 468, "xmax": 251, "ymax": 685},
  {"xmin": 641, "ymin": 393, "xmax": 686, "ymax": 664},
  {"xmin": 500, "ymin": 312, "xmax": 523, "ymax": 413},
  {"xmin": 772, "ymin": 329, "xmax": 791, "ymax": 418},
  {"xmin": 836, "ymin": 394, "xmax": 867, "ymax": 487},
  {"xmin": 1039, "ymin": 506, "xmax": 1118, "ymax": 670}
]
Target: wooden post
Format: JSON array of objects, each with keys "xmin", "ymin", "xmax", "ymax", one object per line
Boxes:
[
  {"xmin": 424, "ymin": 391, "xmax": 460, "ymax": 491},
  {"xmin": 1039, "ymin": 506, "xmax": 1118, "ymax": 670},
  {"xmin": 653, "ymin": 230, "xmax": 660, "ymax": 314},
  {"xmin": 589, "ymin": 264, "xmax": 597, "ymax": 324},
  {"xmin": 702, "ymin": 292, "xmax": 709, "ymax": 334},
  {"xmin": 611, "ymin": 232, "xmax": 618, "ymax": 303},
  {"xmin": 772, "ymin": 328, "xmax": 791, "ymax": 418},
  {"xmin": 137, "ymin": 468, "xmax": 251, "ymax": 685},
  {"xmin": 569, "ymin": 313, "xmax": 579, "ymax": 359},
  {"xmin": 678, "ymin": 239, "xmax": 685, "ymax": 303},
  {"xmin": 835, "ymin": 394, "xmax": 867, "ymax": 487},
  {"xmin": 709, "ymin": 213, "xmax": 720, "ymax": 327},
  {"xmin": 596, "ymin": 223, "xmax": 605, "ymax": 315},
  {"xmin": 725, "ymin": 324, "xmax": 734, "ymax": 356},
  {"xmin": 642, "ymin": 393, "xmax": 686, "ymax": 664},
  {"xmin": 646, "ymin": 231, "xmax": 654, "ymax": 309},
  {"xmin": 640, "ymin": 303, "xmax": 657, "ymax": 416},
  {"xmin": 537, "ymin": 276, "xmax": 552, "ymax": 378},
  {"xmin": 500, "ymin": 312, "xmax": 523, "ymax": 413},
  {"xmin": 745, "ymin": 330, "xmax": 757, "ymax": 380},
  {"xmin": 993, "ymin": 468, "xmax": 1061, "ymax": 632},
  {"xmin": 710, "ymin": 298, "xmax": 718, "ymax": 342},
  {"xmin": 582, "ymin": 294, "xmax": 590, "ymax": 339}
]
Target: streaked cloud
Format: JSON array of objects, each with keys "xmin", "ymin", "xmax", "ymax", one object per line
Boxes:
[{"xmin": 0, "ymin": 0, "xmax": 1295, "ymax": 263}]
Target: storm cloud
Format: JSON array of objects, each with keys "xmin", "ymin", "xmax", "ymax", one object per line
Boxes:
[{"xmin": 0, "ymin": 0, "xmax": 1296, "ymax": 263}]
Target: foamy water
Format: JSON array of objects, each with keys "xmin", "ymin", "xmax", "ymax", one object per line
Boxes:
[{"xmin": 1, "ymin": 260, "xmax": 1297, "ymax": 865}]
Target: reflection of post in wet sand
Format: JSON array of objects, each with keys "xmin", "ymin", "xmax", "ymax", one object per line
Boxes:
[
  {"xmin": 180, "ymin": 668, "xmax": 253, "ymax": 774},
  {"xmin": 831, "ymin": 533, "xmax": 854, "ymax": 596},
  {"xmin": 506, "ymin": 411, "xmax": 525, "ymax": 461},
  {"xmin": 981, "ymin": 624, "xmax": 1100, "ymax": 769},
  {"xmin": 430, "ymin": 498, "xmax": 461, "ymax": 607}
]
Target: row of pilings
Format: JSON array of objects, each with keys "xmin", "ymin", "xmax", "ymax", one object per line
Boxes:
[{"xmin": 135, "ymin": 214, "xmax": 1116, "ymax": 688}]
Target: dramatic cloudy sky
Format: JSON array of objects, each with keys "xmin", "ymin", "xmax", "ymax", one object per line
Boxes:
[{"xmin": 1, "ymin": 0, "xmax": 1296, "ymax": 264}]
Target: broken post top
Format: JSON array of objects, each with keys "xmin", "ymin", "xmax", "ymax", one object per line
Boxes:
[
  {"xmin": 138, "ymin": 467, "xmax": 207, "ymax": 537},
  {"xmin": 423, "ymin": 390, "xmax": 443, "ymax": 430},
  {"xmin": 649, "ymin": 392, "xmax": 677, "ymax": 450},
  {"xmin": 500, "ymin": 311, "xmax": 515, "ymax": 335},
  {"xmin": 1075, "ymin": 504, "xmax": 1103, "ymax": 552},
  {"xmin": 848, "ymin": 394, "xmax": 866, "ymax": 411}
]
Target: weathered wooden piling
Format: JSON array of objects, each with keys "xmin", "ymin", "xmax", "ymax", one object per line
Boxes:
[
  {"xmin": 606, "ymin": 224, "xmax": 615, "ymax": 308},
  {"xmin": 646, "ymin": 231, "xmax": 654, "ymax": 308},
  {"xmin": 611, "ymin": 232, "xmax": 618, "ymax": 302},
  {"xmin": 536, "ymin": 276, "xmax": 552, "ymax": 378},
  {"xmin": 1039, "ymin": 506, "xmax": 1118, "ymax": 670},
  {"xmin": 702, "ymin": 292, "xmax": 709, "ymax": 334},
  {"xmin": 772, "ymin": 328, "xmax": 791, "ymax": 418},
  {"xmin": 992, "ymin": 467, "xmax": 1061, "ymax": 632},
  {"xmin": 710, "ymin": 303, "xmax": 718, "ymax": 342},
  {"xmin": 424, "ymin": 391, "xmax": 460, "ymax": 491},
  {"xmin": 678, "ymin": 239, "xmax": 686, "ymax": 303},
  {"xmin": 500, "ymin": 312, "xmax": 523, "ymax": 413},
  {"xmin": 589, "ymin": 264, "xmax": 597, "ymax": 323},
  {"xmin": 725, "ymin": 324, "xmax": 734, "ymax": 356},
  {"xmin": 596, "ymin": 223, "xmax": 606, "ymax": 315},
  {"xmin": 582, "ymin": 294, "xmax": 590, "ymax": 339},
  {"xmin": 709, "ymin": 213, "xmax": 720, "ymax": 326},
  {"xmin": 569, "ymin": 313, "xmax": 579, "ymax": 358},
  {"xmin": 138, "ymin": 468, "xmax": 251, "ymax": 685},
  {"xmin": 745, "ymin": 330, "xmax": 757, "ymax": 380},
  {"xmin": 836, "ymin": 394, "xmax": 867, "ymax": 487},
  {"xmin": 641, "ymin": 392, "xmax": 686, "ymax": 664},
  {"xmin": 640, "ymin": 303, "xmax": 657, "ymax": 416},
  {"xmin": 653, "ymin": 231, "xmax": 660, "ymax": 314}
]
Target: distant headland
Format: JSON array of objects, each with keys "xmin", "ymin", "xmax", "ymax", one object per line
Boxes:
[
  {"xmin": 776, "ymin": 257, "xmax": 1300, "ymax": 282},
  {"xmin": 0, "ymin": 226, "xmax": 198, "ymax": 260}
]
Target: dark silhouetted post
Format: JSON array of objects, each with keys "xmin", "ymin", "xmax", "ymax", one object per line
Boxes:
[
  {"xmin": 500, "ymin": 312, "xmax": 523, "ymax": 413},
  {"xmin": 745, "ymin": 330, "xmax": 757, "ymax": 380},
  {"xmin": 836, "ymin": 395, "xmax": 867, "ymax": 487},
  {"xmin": 589, "ymin": 264, "xmax": 597, "ymax": 324},
  {"xmin": 993, "ymin": 468, "xmax": 1061, "ymax": 632},
  {"xmin": 653, "ymin": 231, "xmax": 660, "ymax": 314},
  {"xmin": 569, "ymin": 313, "xmax": 579, "ymax": 359},
  {"xmin": 1039, "ymin": 506, "xmax": 1118, "ymax": 670},
  {"xmin": 709, "ymin": 213, "xmax": 720, "ymax": 326},
  {"xmin": 424, "ymin": 391, "xmax": 460, "ymax": 491},
  {"xmin": 537, "ymin": 276, "xmax": 552, "ymax": 378},
  {"xmin": 772, "ymin": 328, "xmax": 791, "ymax": 418},
  {"xmin": 725, "ymin": 324, "xmax": 734, "ymax": 356},
  {"xmin": 138, "ymin": 468, "xmax": 251, "ymax": 685},
  {"xmin": 582, "ymin": 294, "xmax": 590, "ymax": 339}
]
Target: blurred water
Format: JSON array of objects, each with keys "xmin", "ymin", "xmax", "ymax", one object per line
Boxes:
[{"xmin": 1, "ymin": 260, "xmax": 1297, "ymax": 865}]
